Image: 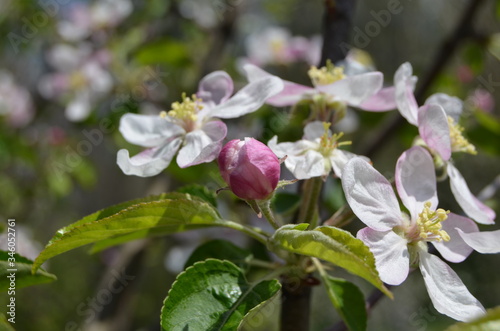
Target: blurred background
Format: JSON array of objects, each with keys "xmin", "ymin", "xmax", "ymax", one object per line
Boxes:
[{"xmin": 0, "ymin": 0, "xmax": 499, "ymax": 330}]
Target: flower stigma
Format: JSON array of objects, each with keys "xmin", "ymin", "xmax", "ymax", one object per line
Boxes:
[
  {"xmin": 416, "ymin": 201, "xmax": 450, "ymax": 242},
  {"xmin": 317, "ymin": 122, "xmax": 351, "ymax": 156},
  {"xmin": 161, "ymin": 93, "xmax": 203, "ymax": 131},
  {"xmin": 308, "ymin": 60, "xmax": 346, "ymax": 86},
  {"xmin": 447, "ymin": 116, "xmax": 476, "ymax": 155}
]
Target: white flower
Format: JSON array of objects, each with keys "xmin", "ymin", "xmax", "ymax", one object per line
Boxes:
[
  {"xmin": 117, "ymin": 65, "xmax": 284, "ymax": 177},
  {"xmin": 268, "ymin": 121, "xmax": 365, "ymax": 180},
  {"xmin": 342, "ymin": 146, "xmax": 498, "ymax": 321}
]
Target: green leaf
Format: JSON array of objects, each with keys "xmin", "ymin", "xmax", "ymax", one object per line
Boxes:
[
  {"xmin": 177, "ymin": 184, "xmax": 218, "ymax": 208},
  {"xmin": 184, "ymin": 240, "xmax": 253, "ymax": 270},
  {"xmin": 271, "ymin": 224, "xmax": 392, "ymax": 298},
  {"xmin": 0, "ymin": 251, "xmax": 56, "ymax": 291},
  {"xmin": 445, "ymin": 306, "xmax": 500, "ymax": 331},
  {"xmin": 488, "ymin": 33, "xmax": 500, "ymax": 62},
  {"xmin": 0, "ymin": 313, "xmax": 15, "ymax": 331},
  {"xmin": 322, "ymin": 276, "xmax": 367, "ymax": 331},
  {"xmin": 32, "ymin": 193, "xmax": 223, "ymax": 273},
  {"xmin": 160, "ymin": 259, "xmax": 281, "ymax": 331}
]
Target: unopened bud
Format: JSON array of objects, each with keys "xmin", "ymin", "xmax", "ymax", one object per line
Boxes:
[{"xmin": 218, "ymin": 138, "xmax": 280, "ymax": 200}]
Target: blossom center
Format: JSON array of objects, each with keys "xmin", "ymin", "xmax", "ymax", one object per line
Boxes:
[
  {"xmin": 70, "ymin": 71, "xmax": 88, "ymax": 89},
  {"xmin": 161, "ymin": 93, "xmax": 203, "ymax": 131},
  {"xmin": 416, "ymin": 201, "xmax": 450, "ymax": 242},
  {"xmin": 317, "ymin": 122, "xmax": 351, "ymax": 156},
  {"xmin": 308, "ymin": 60, "xmax": 346, "ymax": 86},
  {"xmin": 447, "ymin": 116, "xmax": 476, "ymax": 155}
]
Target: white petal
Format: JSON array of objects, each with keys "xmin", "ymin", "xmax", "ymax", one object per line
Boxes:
[
  {"xmin": 358, "ymin": 86, "xmax": 397, "ymax": 111},
  {"xmin": 197, "ymin": 71, "xmax": 234, "ymax": 105},
  {"xmin": 342, "ymin": 158, "xmax": 402, "ymax": 231},
  {"xmin": 176, "ymin": 122, "xmax": 227, "ymax": 168},
  {"xmin": 419, "ymin": 250, "xmax": 485, "ymax": 322},
  {"xmin": 432, "ymin": 213, "xmax": 478, "ymax": 263},
  {"xmin": 457, "ymin": 228, "xmax": 500, "ymax": 254},
  {"xmin": 425, "ymin": 93, "xmax": 463, "ymax": 122},
  {"xmin": 447, "ymin": 163, "xmax": 496, "ymax": 225},
  {"xmin": 395, "ymin": 62, "xmax": 418, "ymax": 126},
  {"xmin": 418, "ymin": 104, "xmax": 451, "ymax": 161},
  {"xmin": 119, "ymin": 113, "xmax": 185, "ymax": 148},
  {"xmin": 357, "ymin": 227, "xmax": 409, "ymax": 285},
  {"xmin": 395, "ymin": 146, "xmax": 437, "ymax": 220},
  {"xmin": 303, "ymin": 121, "xmax": 326, "ymax": 140},
  {"xmin": 117, "ymin": 138, "xmax": 182, "ymax": 177},
  {"xmin": 330, "ymin": 149, "xmax": 368, "ymax": 178},
  {"xmin": 208, "ymin": 75, "xmax": 284, "ymax": 119},
  {"xmin": 316, "ymin": 72, "xmax": 383, "ymax": 106}
]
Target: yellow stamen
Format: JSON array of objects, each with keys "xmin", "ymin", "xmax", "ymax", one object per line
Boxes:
[
  {"xmin": 308, "ymin": 60, "xmax": 346, "ymax": 86},
  {"xmin": 416, "ymin": 201, "xmax": 450, "ymax": 242},
  {"xmin": 164, "ymin": 93, "xmax": 203, "ymax": 123},
  {"xmin": 318, "ymin": 122, "xmax": 351, "ymax": 156},
  {"xmin": 447, "ymin": 116, "xmax": 476, "ymax": 155}
]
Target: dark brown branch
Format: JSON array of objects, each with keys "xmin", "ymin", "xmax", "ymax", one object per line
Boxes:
[
  {"xmin": 320, "ymin": 0, "xmax": 357, "ymax": 66},
  {"xmin": 361, "ymin": 0, "xmax": 486, "ymax": 158}
]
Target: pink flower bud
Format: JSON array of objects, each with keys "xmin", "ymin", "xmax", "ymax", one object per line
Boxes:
[{"xmin": 218, "ymin": 138, "xmax": 280, "ymax": 200}]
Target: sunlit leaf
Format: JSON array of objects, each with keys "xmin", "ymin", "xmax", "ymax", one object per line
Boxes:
[
  {"xmin": 271, "ymin": 224, "xmax": 392, "ymax": 298},
  {"xmin": 161, "ymin": 259, "xmax": 281, "ymax": 331},
  {"xmin": 0, "ymin": 251, "xmax": 56, "ymax": 290}
]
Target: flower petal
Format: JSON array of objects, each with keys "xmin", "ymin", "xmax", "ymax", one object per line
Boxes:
[
  {"xmin": 330, "ymin": 149, "xmax": 368, "ymax": 178},
  {"xmin": 457, "ymin": 228, "xmax": 500, "ymax": 254},
  {"xmin": 432, "ymin": 213, "xmax": 478, "ymax": 263},
  {"xmin": 357, "ymin": 227, "xmax": 409, "ymax": 285},
  {"xmin": 208, "ymin": 70, "xmax": 284, "ymax": 119},
  {"xmin": 342, "ymin": 158, "xmax": 402, "ymax": 231},
  {"xmin": 65, "ymin": 92, "xmax": 91, "ymax": 122},
  {"xmin": 177, "ymin": 121, "xmax": 227, "ymax": 168},
  {"xmin": 197, "ymin": 71, "xmax": 234, "ymax": 105},
  {"xmin": 358, "ymin": 86, "xmax": 397, "ymax": 111},
  {"xmin": 303, "ymin": 121, "xmax": 326, "ymax": 140},
  {"xmin": 418, "ymin": 104, "xmax": 451, "ymax": 161},
  {"xmin": 425, "ymin": 93, "xmax": 463, "ymax": 122},
  {"xmin": 268, "ymin": 136, "xmax": 325, "ymax": 180},
  {"xmin": 316, "ymin": 72, "xmax": 383, "ymax": 106},
  {"xmin": 119, "ymin": 113, "xmax": 185, "ymax": 148},
  {"xmin": 419, "ymin": 250, "xmax": 485, "ymax": 322},
  {"xmin": 395, "ymin": 146, "xmax": 437, "ymax": 220},
  {"xmin": 447, "ymin": 163, "xmax": 496, "ymax": 225},
  {"xmin": 117, "ymin": 138, "xmax": 182, "ymax": 177},
  {"xmin": 395, "ymin": 62, "xmax": 418, "ymax": 126}
]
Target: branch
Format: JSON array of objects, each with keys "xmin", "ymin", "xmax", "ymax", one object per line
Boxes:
[
  {"xmin": 361, "ymin": 0, "xmax": 486, "ymax": 158},
  {"xmin": 319, "ymin": 0, "xmax": 357, "ymax": 66}
]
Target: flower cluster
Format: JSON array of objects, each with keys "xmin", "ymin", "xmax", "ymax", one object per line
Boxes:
[{"xmin": 117, "ymin": 58, "xmax": 499, "ymax": 322}]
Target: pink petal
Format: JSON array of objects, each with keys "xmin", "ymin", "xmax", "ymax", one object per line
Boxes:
[
  {"xmin": 197, "ymin": 71, "xmax": 234, "ymax": 105},
  {"xmin": 417, "ymin": 104, "xmax": 451, "ymax": 161},
  {"xmin": 342, "ymin": 158, "xmax": 402, "ymax": 231},
  {"xmin": 358, "ymin": 86, "xmax": 397, "ymax": 111},
  {"xmin": 425, "ymin": 93, "xmax": 463, "ymax": 122},
  {"xmin": 419, "ymin": 250, "xmax": 485, "ymax": 322},
  {"xmin": 447, "ymin": 163, "xmax": 496, "ymax": 225},
  {"xmin": 316, "ymin": 72, "xmax": 383, "ymax": 107},
  {"xmin": 395, "ymin": 146, "xmax": 437, "ymax": 220},
  {"xmin": 395, "ymin": 62, "xmax": 418, "ymax": 126},
  {"xmin": 457, "ymin": 228, "xmax": 500, "ymax": 254},
  {"xmin": 432, "ymin": 213, "xmax": 478, "ymax": 263},
  {"xmin": 267, "ymin": 81, "xmax": 314, "ymax": 107},
  {"xmin": 357, "ymin": 227, "xmax": 409, "ymax": 285}
]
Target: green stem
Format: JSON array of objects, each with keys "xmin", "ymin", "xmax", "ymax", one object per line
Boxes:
[
  {"xmin": 258, "ymin": 199, "xmax": 281, "ymax": 230},
  {"xmin": 221, "ymin": 220, "xmax": 270, "ymax": 246},
  {"xmin": 297, "ymin": 177, "xmax": 324, "ymax": 229}
]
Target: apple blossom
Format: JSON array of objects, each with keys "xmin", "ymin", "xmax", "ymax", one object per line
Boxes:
[
  {"xmin": 218, "ymin": 138, "xmax": 280, "ymax": 200},
  {"xmin": 0, "ymin": 71, "xmax": 34, "ymax": 127},
  {"xmin": 393, "ymin": 62, "xmax": 496, "ymax": 225},
  {"xmin": 117, "ymin": 65, "xmax": 284, "ymax": 177},
  {"xmin": 342, "ymin": 146, "xmax": 490, "ymax": 321},
  {"xmin": 268, "ymin": 121, "xmax": 365, "ymax": 180}
]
